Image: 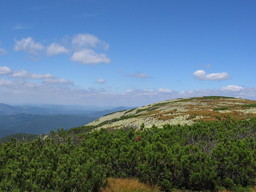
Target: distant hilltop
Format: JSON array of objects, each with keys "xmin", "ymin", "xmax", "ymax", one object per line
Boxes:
[{"xmin": 86, "ymin": 96, "xmax": 256, "ymax": 130}]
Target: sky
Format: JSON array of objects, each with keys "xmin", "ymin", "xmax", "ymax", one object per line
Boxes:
[{"xmin": 0, "ymin": 0, "xmax": 256, "ymax": 106}]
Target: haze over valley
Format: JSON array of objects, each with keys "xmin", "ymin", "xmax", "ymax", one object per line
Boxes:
[{"xmin": 0, "ymin": 103, "xmax": 130, "ymax": 138}]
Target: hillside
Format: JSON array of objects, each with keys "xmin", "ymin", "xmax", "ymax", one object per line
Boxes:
[
  {"xmin": 0, "ymin": 114, "xmax": 96, "ymax": 137},
  {"xmin": 1, "ymin": 117, "xmax": 255, "ymax": 191},
  {"xmin": 87, "ymin": 96, "xmax": 256, "ymax": 130},
  {"xmin": 0, "ymin": 104, "xmax": 130, "ymax": 138},
  {"xmin": 0, "ymin": 96, "xmax": 255, "ymax": 191}
]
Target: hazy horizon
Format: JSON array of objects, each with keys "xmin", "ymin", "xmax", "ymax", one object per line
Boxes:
[{"xmin": 0, "ymin": 102, "xmax": 134, "ymax": 110}]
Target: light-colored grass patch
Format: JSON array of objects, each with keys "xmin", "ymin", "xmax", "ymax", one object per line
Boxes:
[
  {"xmin": 85, "ymin": 96, "xmax": 256, "ymax": 130},
  {"xmin": 100, "ymin": 178, "xmax": 256, "ymax": 192},
  {"xmin": 100, "ymin": 178, "xmax": 160, "ymax": 192}
]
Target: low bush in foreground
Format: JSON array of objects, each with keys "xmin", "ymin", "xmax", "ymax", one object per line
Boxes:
[{"xmin": 0, "ymin": 118, "xmax": 255, "ymax": 191}]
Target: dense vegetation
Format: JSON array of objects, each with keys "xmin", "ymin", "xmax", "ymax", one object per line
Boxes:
[
  {"xmin": 0, "ymin": 118, "xmax": 255, "ymax": 191},
  {"xmin": 0, "ymin": 133, "xmax": 38, "ymax": 144}
]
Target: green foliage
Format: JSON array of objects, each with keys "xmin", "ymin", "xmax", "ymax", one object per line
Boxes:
[
  {"xmin": 0, "ymin": 133, "xmax": 38, "ymax": 143},
  {"xmin": 0, "ymin": 118, "xmax": 255, "ymax": 191},
  {"xmin": 95, "ymin": 114, "xmax": 141, "ymax": 128},
  {"xmin": 68, "ymin": 125, "xmax": 95, "ymax": 134},
  {"xmin": 135, "ymin": 102, "xmax": 173, "ymax": 114},
  {"xmin": 241, "ymin": 104, "xmax": 256, "ymax": 108},
  {"xmin": 124, "ymin": 108, "xmax": 137, "ymax": 114},
  {"xmin": 200, "ymin": 96, "xmax": 234, "ymax": 100},
  {"xmin": 213, "ymin": 107, "xmax": 230, "ymax": 111}
]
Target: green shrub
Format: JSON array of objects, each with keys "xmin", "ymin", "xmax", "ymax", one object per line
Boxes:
[
  {"xmin": 0, "ymin": 118, "xmax": 255, "ymax": 191},
  {"xmin": 213, "ymin": 107, "xmax": 229, "ymax": 111}
]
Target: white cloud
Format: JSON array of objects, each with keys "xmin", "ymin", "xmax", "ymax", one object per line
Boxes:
[
  {"xmin": 158, "ymin": 88, "xmax": 172, "ymax": 93},
  {"xmin": 72, "ymin": 34, "xmax": 99, "ymax": 48},
  {"xmin": 43, "ymin": 78, "xmax": 73, "ymax": 85},
  {"xmin": 0, "ymin": 48, "xmax": 8, "ymax": 55},
  {"xmin": 70, "ymin": 34, "xmax": 110, "ymax": 64},
  {"xmin": 0, "ymin": 67, "xmax": 74, "ymax": 87},
  {"xmin": 0, "ymin": 66, "xmax": 12, "ymax": 75},
  {"xmin": 14, "ymin": 37, "xmax": 44, "ymax": 54},
  {"xmin": 128, "ymin": 73, "xmax": 150, "ymax": 79},
  {"xmin": 193, "ymin": 70, "xmax": 229, "ymax": 80},
  {"xmin": 0, "ymin": 66, "xmax": 56, "ymax": 79},
  {"xmin": 30, "ymin": 73, "xmax": 54, "ymax": 79},
  {"xmin": 0, "ymin": 79, "xmax": 14, "ymax": 86},
  {"xmin": 71, "ymin": 49, "xmax": 110, "ymax": 64},
  {"xmin": 12, "ymin": 70, "xmax": 53, "ymax": 79},
  {"xmin": 193, "ymin": 70, "xmax": 206, "ymax": 79},
  {"xmin": 13, "ymin": 24, "xmax": 26, "ymax": 30},
  {"xmin": 125, "ymin": 89, "xmax": 135, "ymax": 93},
  {"xmin": 177, "ymin": 87, "xmax": 254, "ymax": 100},
  {"xmin": 96, "ymin": 78, "xmax": 106, "ymax": 84},
  {"xmin": 221, "ymin": 85, "xmax": 244, "ymax": 92},
  {"xmin": 124, "ymin": 89, "xmax": 157, "ymax": 96},
  {"xmin": 46, "ymin": 43, "xmax": 68, "ymax": 56},
  {"xmin": 12, "ymin": 70, "xmax": 32, "ymax": 78},
  {"xmin": 23, "ymin": 82, "xmax": 38, "ymax": 88},
  {"xmin": 72, "ymin": 34, "xmax": 109, "ymax": 49}
]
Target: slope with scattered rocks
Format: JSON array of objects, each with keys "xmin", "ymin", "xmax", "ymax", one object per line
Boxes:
[{"xmin": 86, "ymin": 96, "xmax": 256, "ymax": 130}]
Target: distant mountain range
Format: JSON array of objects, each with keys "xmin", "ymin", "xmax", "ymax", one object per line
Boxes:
[
  {"xmin": 0, "ymin": 103, "xmax": 129, "ymax": 115},
  {"xmin": 86, "ymin": 96, "xmax": 256, "ymax": 130},
  {"xmin": 0, "ymin": 103, "xmax": 131, "ymax": 138}
]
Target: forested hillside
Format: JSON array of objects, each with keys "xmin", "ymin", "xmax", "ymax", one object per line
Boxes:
[
  {"xmin": 0, "ymin": 114, "xmax": 96, "ymax": 137},
  {"xmin": 0, "ymin": 118, "xmax": 255, "ymax": 191},
  {"xmin": 0, "ymin": 104, "xmax": 130, "ymax": 138}
]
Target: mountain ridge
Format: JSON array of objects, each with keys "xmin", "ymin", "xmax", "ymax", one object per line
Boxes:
[
  {"xmin": 86, "ymin": 96, "xmax": 256, "ymax": 130},
  {"xmin": 0, "ymin": 104, "xmax": 131, "ymax": 138},
  {"xmin": 0, "ymin": 103, "xmax": 130, "ymax": 115}
]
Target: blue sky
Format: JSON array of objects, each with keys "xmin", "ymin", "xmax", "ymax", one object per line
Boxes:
[{"xmin": 0, "ymin": 0, "xmax": 256, "ymax": 106}]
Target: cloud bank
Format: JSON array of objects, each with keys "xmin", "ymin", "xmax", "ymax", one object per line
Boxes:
[
  {"xmin": 0, "ymin": 68, "xmax": 253, "ymax": 106},
  {"xmin": 0, "ymin": 66, "xmax": 72, "ymax": 84},
  {"xmin": 0, "ymin": 66, "xmax": 253, "ymax": 106}
]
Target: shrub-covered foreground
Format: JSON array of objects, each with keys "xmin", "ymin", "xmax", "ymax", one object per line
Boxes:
[{"xmin": 0, "ymin": 118, "xmax": 255, "ymax": 191}]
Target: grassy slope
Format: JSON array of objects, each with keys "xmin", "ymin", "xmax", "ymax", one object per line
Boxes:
[
  {"xmin": 100, "ymin": 178, "xmax": 256, "ymax": 192},
  {"xmin": 87, "ymin": 96, "xmax": 256, "ymax": 130},
  {"xmin": 101, "ymin": 178, "xmax": 160, "ymax": 192}
]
